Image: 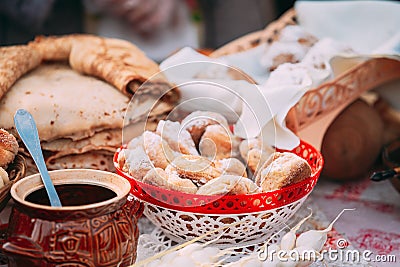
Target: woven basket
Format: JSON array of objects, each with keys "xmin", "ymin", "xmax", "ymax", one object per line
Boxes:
[
  {"xmin": 210, "ymin": 9, "xmax": 400, "ymax": 135},
  {"xmin": 0, "ymin": 154, "xmax": 26, "ymax": 212}
]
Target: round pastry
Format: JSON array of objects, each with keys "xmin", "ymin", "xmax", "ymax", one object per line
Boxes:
[
  {"xmin": 255, "ymin": 152, "xmax": 312, "ymax": 192},
  {"xmin": 181, "ymin": 111, "xmax": 229, "ymax": 145},
  {"xmin": 199, "ymin": 124, "xmax": 233, "ymax": 160},
  {"xmin": 120, "ymin": 146, "xmax": 152, "ymax": 181},
  {"xmin": 197, "ymin": 175, "xmax": 259, "ymax": 195},
  {"xmin": 143, "ymin": 167, "xmax": 197, "ymax": 194},
  {"xmin": 0, "ymin": 167, "xmax": 9, "ymax": 187},
  {"xmin": 142, "ymin": 167, "xmax": 169, "ymax": 188},
  {"xmin": 143, "ymin": 130, "xmax": 176, "ymax": 169},
  {"xmin": 214, "ymin": 158, "xmax": 247, "ymax": 177},
  {"xmin": 156, "ymin": 120, "xmax": 198, "ymax": 155},
  {"xmin": 167, "ymin": 172, "xmax": 198, "ymax": 194},
  {"xmin": 239, "ymin": 138, "xmax": 262, "ymax": 160},
  {"xmin": 0, "ymin": 129, "xmax": 19, "ymax": 168},
  {"xmin": 126, "ymin": 135, "xmax": 144, "ymax": 150},
  {"xmin": 167, "ymin": 154, "xmax": 221, "ymax": 185},
  {"xmin": 247, "ymin": 148, "xmax": 274, "ymax": 174},
  {"xmin": 260, "ymin": 25, "xmax": 318, "ymax": 72},
  {"xmin": 239, "ymin": 137, "xmax": 274, "ymax": 174}
]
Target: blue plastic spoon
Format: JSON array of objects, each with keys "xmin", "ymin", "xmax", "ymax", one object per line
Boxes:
[{"xmin": 14, "ymin": 109, "xmax": 62, "ymax": 207}]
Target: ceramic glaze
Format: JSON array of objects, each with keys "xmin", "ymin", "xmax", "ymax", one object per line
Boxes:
[{"xmin": 2, "ymin": 169, "xmax": 143, "ymax": 267}]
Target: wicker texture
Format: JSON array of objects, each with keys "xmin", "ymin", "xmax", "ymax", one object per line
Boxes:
[{"xmin": 0, "ymin": 154, "xmax": 26, "ymax": 212}]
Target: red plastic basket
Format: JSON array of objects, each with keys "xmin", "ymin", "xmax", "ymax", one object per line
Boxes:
[{"xmin": 114, "ymin": 140, "xmax": 323, "ymax": 214}]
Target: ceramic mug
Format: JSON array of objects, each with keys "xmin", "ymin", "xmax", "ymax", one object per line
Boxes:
[{"xmin": 2, "ymin": 169, "xmax": 143, "ymax": 267}]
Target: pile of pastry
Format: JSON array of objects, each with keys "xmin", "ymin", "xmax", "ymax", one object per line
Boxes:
[
  {"xmin": 117, "ymin": 111, "xmax": 312, "ymax": 196},
  {"xmin": 0, "ymin": 129, "xmax": 19, "ymax": 188},
  {"xmin": 260, "ymin": 25, "xmax": 355, "ymax": 74},
  {"xmin": 0, "ymin": 35, "xmax": 179, "ymax": 175}
]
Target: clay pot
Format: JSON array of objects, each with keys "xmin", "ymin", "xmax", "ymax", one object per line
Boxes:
[
  {"xmin": 2, "ymin": 169, "xmax": 143, "ymax": 267},
  {"xmin": 321, "ymin": 99, "xmax": 384, "ymax": 180}
]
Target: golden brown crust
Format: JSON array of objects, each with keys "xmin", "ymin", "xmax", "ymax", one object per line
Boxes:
[
  {"xmin": 168, "ymin": 155, "xmax": 221, "ymax": 184},
  {"xmin": 25, "ymin": 150, "xmax": 115, "ymax": 175},
  {"xmin": 181, "ymin": 111, "xmax": 229, "ymax": 145},
  {"xmin": 0, "ymin": 167, "xmax": 9, "ymax": 185},
  {"xmin": 0, "ymin": 63, "xmax": 130, "ymax": 142},
  {"xmin": 29, "ymin": 34, "xmax": 178, "ymax": 101},
  {"xmin": 143, "ymin": 167, "xmax": 197, "ymax": 193},
  {"xmin": 29, "ymin": 34, "xmax": 86, "ymax": 61},
  {"xmin": 214, "ymin": 158, "xmax": 247, "ymax": 177},
  {"xmin": 197, "ymin": 175, "xmax": 258, "ymax": 195},
  {"xmin": 0, "ymin": 129, "xmax": 19, "ymax": 168},
  {"xmin": 240, "ymin": 138, "xmax": 275, "ymax": 174},
  {"xmin": 156, "ymin": 120, "xmax": 198, "ymax": 155},
  {"xmin": 143, "ymin": 131, "xmax": 176, "ymax": 169},
  {"xmin": 68, "ymin": 35, "xmax": 168, "ymax": 95},
  {"xmin": 0, "ymin": 45, "xmax": 42, "ymax": 100},
  {"xmin": 247, "ymin": 148, "xmax": 273, "ymax": 174},
  {"xmin": 255, "ymin": 152, "xmax": 311, "ymax": 192},
  {"xmin": 199, "ymin": 124, "xmax": 233, "ymax": 160},
  {"xmin": 143, "ymin": 167, "xmax": 170, "ymax": 188},
  {"xmin": 167, "ymin": 172, "xmax": 198, "ymax": 194}
]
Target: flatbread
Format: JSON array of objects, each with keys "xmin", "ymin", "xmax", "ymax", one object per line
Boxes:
[
  {"xmin": 0, "ymin": 45, "xmax": 42, "ymax": 100},
  {"xmin": 29, "ymin": 34, "xmax": 87, "ymax": 61},
  {"xmin": 25, "ymin": 150, "xmax": 115, "ymax": 175},
  {"xmin": 67, "ymin": 35, "xmax": 168, "ymax": 95},
  {"xmin": 0, "ymin": 63, "xmax": 129, "ymax": 141},
  {"xmin": 40, "ymin": 120, "xmax": 157, "ymax": 158},
  {"xmin": 42, "ymin": 128, "xmax": 121, "ymax": 159},
  {"xmin": 29, "ymin": 34, "xmax": 179, "ymax": 103}
]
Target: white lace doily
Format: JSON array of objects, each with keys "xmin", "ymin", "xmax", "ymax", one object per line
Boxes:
[{"xmin": 136, "ymin": 196, "xmax": 373, "ymax": 266}]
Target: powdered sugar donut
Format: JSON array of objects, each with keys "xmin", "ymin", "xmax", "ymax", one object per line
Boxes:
[
  {"xmin": 181, "ymin": 111, "xmax": 229, "ymax": 145},
  {"xmin": 255, "ymin": 152, "xmax": 312, "ymax": 192},
  {"xmin": 197, "ymin": 175, "xmax": 259, "ymax": 195},
  {"xmin": 156, "ymin": 120, "xmax": 198, "ymax": 155},
  {"xmin": 260, "ymin": 25, "xmax": 318, "ymax": 71}
]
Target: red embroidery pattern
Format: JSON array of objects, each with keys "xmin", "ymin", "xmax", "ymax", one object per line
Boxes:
[
  {"xmin": 349, "ymin": 229, "xmax": 400, "ymax": 254},
  {"xmin": 326, "ymin": 179, "xmax": 371, "ymax": 200},
  {"xmin": 324, "ymin": 228, "xmax": 348, "ymax": 250}
]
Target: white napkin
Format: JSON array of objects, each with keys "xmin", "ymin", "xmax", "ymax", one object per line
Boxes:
[
  {"xmin": 295, "ymin": 0, "xmax": 400, "ymax": 54},
  {"xmin": 160, "ymin": 47, "xmax": 308, "ymax": 149},
  {"xmin": 219, "ymin": 44, "xmax": 269, "ymax": 84}
]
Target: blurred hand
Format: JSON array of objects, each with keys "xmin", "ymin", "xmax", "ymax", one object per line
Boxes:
[{"xmin": 96, "ymin": 0, "xmax": 180, "ymax": 36}]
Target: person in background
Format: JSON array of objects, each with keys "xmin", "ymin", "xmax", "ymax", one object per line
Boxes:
[
  {"xmin": 84, "ymin": 0, "xmax": 198, "ymax": 62},
  {"xmin": 0, "ymin": 0, "xmax": 295, "ymax": 61},
  {"xmin": 85, "ymin": 0, "xmax": 296, "ymax": 60}
]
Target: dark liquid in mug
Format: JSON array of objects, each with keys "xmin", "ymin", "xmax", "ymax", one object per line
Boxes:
[{"xmin": 25, "ymin": 184, "xmax": 117, "ymax": 206}]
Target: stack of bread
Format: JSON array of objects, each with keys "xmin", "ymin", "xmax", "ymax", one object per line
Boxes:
[{"xmin": 0, "ymin": 34, "xmax": 179, "ymax": 174}]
